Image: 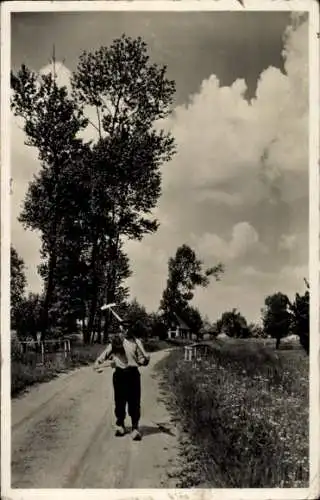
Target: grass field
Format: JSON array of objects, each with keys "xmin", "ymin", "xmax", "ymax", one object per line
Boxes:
[{"xmin": 156, "ymin": 338, "xmax": 309, "ymax": 488}]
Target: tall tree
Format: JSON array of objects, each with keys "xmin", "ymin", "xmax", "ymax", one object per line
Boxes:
[
  {"xmin": 262, "ymin": 292, "xmax": 291, "ymax": 349},
  {"xmin": 10, "ymin": 246, "xmax": 27, "ymax": 329},
  {"xmin": 289, "ymin": 279, "xmax": 309, "ymax": 354},
  {"xmin": 122, "ymin": 299, "xmax": 152, "ymax": 339},
  {"xmin": 15, "ymin": 293, "xmax": 44, "ymax": 341},
  {"xmin": 11, "ymin": 65, "xmax": 89, "ymax": 339},
  {"xmin": 71, "ymin": 35, "xmax": 176, "ymax": 340},
  {"xmin": 160, "ymin": 244, "xmax": 224, "ymax": 328},
  {"xmin": 11, "ymin": 36, "xmax": 176, "ymax": 343}
]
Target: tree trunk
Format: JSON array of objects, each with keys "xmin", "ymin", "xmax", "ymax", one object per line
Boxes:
[
  {"xmin": 103, "ymin": 237, "xmax": 119, "ymax": 343},
  {"xmin": 41, "ymin": 155, "xmax": 62, "ymax": 341},
  {"xmin": 96, "ymin": 309, "xmax": 102, "ymax": 344},
  {"xmin": 81, "ymin": 318, "xmax": 86, "ymax": 340},
  {"xmin": 103, "ymin": 286, "xmax": 115, "ymax": 342},
  {"xmin": 276, "ymin": 337, "xmax": 280, "ymax": 350},
  {"xmin": 80, "ymin": 301, "xmax": 88, "ymax": 343},
  {"xmin": 86, "ymin": 239, "xmax": 100, "ymax": 343},
  {"xmin": 41, "ymin": 248, "xmax": 57, "ymax": 341}
]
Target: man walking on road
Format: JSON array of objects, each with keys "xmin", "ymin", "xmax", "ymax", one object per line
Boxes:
[{"xmin": 94, "ymin": 319, "xmax": 150, "ymax": 441}]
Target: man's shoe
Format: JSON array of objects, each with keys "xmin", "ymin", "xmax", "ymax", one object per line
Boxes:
[
  {"xmin": 115, "ymin": 425, "xmax": 125, "ymax": 437},
  {"xmin": 131, "ymin": 429, "xmax": 142, "ymax": 441}
]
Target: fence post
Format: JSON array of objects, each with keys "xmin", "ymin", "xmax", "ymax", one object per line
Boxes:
[
  {"xmin": 185, "ymin": 346, "xmax": 193, "ymax": 361},
  {"xmin": 41, "ymin": 342, "xmax": 44, "ymax": 365}
]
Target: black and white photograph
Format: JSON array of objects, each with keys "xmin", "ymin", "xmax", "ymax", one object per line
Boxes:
[{"xmin": 1, "ymin": 1, "xmax": 319, "ymax": 498}]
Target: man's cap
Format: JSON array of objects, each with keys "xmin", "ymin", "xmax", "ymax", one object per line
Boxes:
[{"xmin": 121, "ymin": 318, "xmax": 133, "ymax": 328}]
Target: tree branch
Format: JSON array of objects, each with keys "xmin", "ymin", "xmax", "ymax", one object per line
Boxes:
[
  {"xmin": 96, "ymin": 105, "xmax": 102, "ymax": 140},
  {"xmin": 87, "ymin": 118, "xmax": 101, "ymax": 134}
]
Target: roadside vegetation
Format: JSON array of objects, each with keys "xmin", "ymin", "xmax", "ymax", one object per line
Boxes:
[
  {"xmin": 11, "ymin": 341, "xmax": 102, "ymax": 397},
  {"xmin": 157, "ymin": 339, "xmax": 309, "ymax": 488}
]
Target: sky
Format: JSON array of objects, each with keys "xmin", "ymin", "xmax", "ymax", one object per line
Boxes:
[{"xmin": 11, "ymin": 10, "xmax": 309, "ymax": 324}]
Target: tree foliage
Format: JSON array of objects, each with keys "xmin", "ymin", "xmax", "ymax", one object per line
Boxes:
[
  {"xmin": 160, "ymin": 243, "xmax": 224, "ymax": 327},
  {"xmin": 180, "ymin": 305, "xmax": 204, "ymax": 339},
  {"xmin": 71, "ymin": 35, "xmax": 176, "ymax": 340},
  {"xmin": 11, "ymin": 66, "xmax": 89, "ymax": 339},
  {"xmin": 10, "ymin": 246, "xmax": 27, "ymax": 328},
  {"xmin": 216, "ymin": 308, "xmax": 250, "ymax": 339},
  {"xmin": 262, "ymin": 292, "xmax": 291, "ymax": 349},
  {"xmin": 15, "ymin": 293, "xmax": 44, "ymax": 341},
  {"xmin": 11, "ymin": 35, "xmax": 176, "ymax": 342},
  {"xmin": 289, "ymin": 280, "xmax": 309, "ymax": 354},
  {"xmin": 122, "ymin": 299, "xmax": 153, "ymax": 339},
  {"xmin": 248, "ymin": 322, "xmax": 266, "ymax": 339}
]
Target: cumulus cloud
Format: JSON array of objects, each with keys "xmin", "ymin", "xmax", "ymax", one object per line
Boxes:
[
  {"xmin": 39, "ymin": 62, "xmax": 73, "ymax": 92},
  {"xmin": 160, "ymin": 17, "xmax": 307, "ymax": 204},
  {"xmin": 190, "ymin": 261, "xmax": 308, "ymax": 324},
  {"xmin": 279, "ymin": 233, "xmax": 297, "ymax": 251},
  {"xmin": 196, "ymin": 222, "xmax": 266, "ymax": 262},
  {"xmin": 195, "ymin": 189, "xmax": 243, "ymax": 207}
]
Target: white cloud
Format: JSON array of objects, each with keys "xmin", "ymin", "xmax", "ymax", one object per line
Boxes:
[
  {"xmin": 279, "ymin": 233, "xmax": 297, "ymax": 251},
  {"xmin": 39, "ymin": 62, "xmax": 73, "ymax": 93},
  {"xmin": 191, "ymin": 262, "xmax": 308, "ymax": 324},
  {"xmin": 279, "ymin": 264, "xmax": 308, "ymax": 284},
  {"xmin": 195, "ymin": 189, "xmax": 243, "ymax": 206},
  {"xmin": 196, "ymin": 222, "xmax": 265, "ymax": 262},
  {"xmin": 124, "ymin": 239, "xmax": 168, "ymax": 312},
  {"xmin": 160, "ymin": 16, "xmax": 307, "ymax": 207}
]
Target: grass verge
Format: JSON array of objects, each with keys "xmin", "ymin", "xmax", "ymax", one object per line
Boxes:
[
  {"xmin": 156, "ymin": 339, "xmax": 309, "ymax": 488},
  {"xmin": 11, "ymin": 343, "xmax": 104, "ymax": 397}
]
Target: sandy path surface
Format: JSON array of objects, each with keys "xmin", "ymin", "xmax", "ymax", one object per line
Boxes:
[{"xmin": 11, "ymin": 348, "xmax": 179, "ymax": 488}]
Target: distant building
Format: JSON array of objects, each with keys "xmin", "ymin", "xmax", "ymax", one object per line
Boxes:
[{"xmin": 168, "ymin": 313, "xmax": 191, "ymax": 339}]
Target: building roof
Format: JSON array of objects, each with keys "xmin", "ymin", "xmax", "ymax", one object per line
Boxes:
[{"xmin": 173, "ymin": 313, "xmax": 190, "ymax": 330}]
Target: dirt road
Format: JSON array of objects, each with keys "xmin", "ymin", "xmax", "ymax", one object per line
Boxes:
[{"xmin": 11, "ymin": 348, "xmax": 179, "ymax": 488}]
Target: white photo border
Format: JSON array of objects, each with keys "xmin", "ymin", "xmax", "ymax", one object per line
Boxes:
[{"xmin": 1, "ymin": 1, "xmax": 319, "ymax": 499}]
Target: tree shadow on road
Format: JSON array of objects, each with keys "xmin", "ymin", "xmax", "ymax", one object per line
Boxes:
[{"xmin": 140, "ymin": 423, "xmax": 176, "ymax": 438}]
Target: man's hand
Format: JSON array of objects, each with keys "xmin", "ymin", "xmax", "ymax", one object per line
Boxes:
[
  {"xmin": 94, "ymin": 366, "xmax": 104, "ymax": 373},
  {"xmin": 93, "ymin": 361, "xmax": 102, "ymax": 372},
  {"xmin": 93, "ymin": 344, "xmax": 112, "ymax": 371},
  {"xmin": 93, "ymin": 359, "xmax": 114, "ymax": 372}
]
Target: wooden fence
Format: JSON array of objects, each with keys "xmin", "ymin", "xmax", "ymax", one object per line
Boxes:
[
  {"xmin": 184, "ymin": 343, "xmax": 212, "ymax": 362},
  {"xmin": 13, "ymin": 339, "xmax": 72, "ymax": 366}
]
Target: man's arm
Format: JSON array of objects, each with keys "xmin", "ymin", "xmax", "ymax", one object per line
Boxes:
[
  {"xmin": 94, "ymin": 343, "xmax": 112, "ymax": 368},
  {"xmin": 136, "ymin": 338, "xmax": 150, "ymax": 360}
]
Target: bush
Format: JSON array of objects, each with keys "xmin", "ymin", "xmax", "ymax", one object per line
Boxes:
[
  {"xmin": 157, "ymin": 340, "xmax": 308, "ymax": 488},
  {"xmin": 166, "ymin": 338, "xmax": 193, "ymax": 347},
  {"xmin": 11, "ymin": 361, "xmax": 59, "ymax": 397},
  {"xmin": 142, "ymin": 338, "xmax": 171, "ymax": 352},
  {"xmin": 69, "ymin": 344, "xmax": 102, "ymax": 365}
]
